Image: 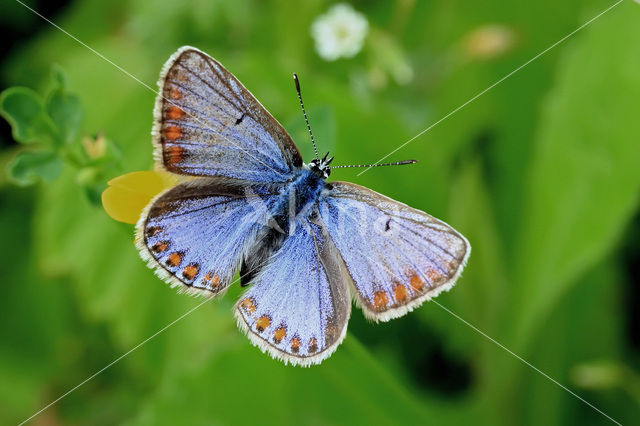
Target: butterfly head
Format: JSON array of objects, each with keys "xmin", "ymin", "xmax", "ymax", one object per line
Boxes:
[{"xmin": 308, "ymin": 153, "xmax": 334, "ymax": 179}]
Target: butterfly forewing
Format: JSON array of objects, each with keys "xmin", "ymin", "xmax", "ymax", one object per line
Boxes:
[
  {"xmin": 137, "ymin": 178, "xmax": 281, "ymax": 296},
  {"xmin": 234, "ymin": 217, "xmax": 351, "ymax": 366},
  {"xmin": 320, "ymin": 182, "xmax": 470, "ymax": 321},
  {"xmin": 153, "ymin": 46, "xmax": 302, "ymax": 182}
]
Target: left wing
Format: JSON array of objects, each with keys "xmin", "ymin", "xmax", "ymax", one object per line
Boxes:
[
  {"xmin": 136, "ymin": 177, "xmax": 280, "ymax": 296},
  {"xmin": 234, "ymin": 217, "xmax": 351, "ymax": 366},
  {"xmin": 319, "ymin": 182, "xmax": 470, "ymax": 322},
  {"xmin": 153, "ymin": 46, "xmax": 303, "ymax": 182}
]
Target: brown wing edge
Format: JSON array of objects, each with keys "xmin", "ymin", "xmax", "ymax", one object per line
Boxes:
[
  {"xmin": 151, "ymin": 46, "xmax": 303, "ymax": 176},
  {"xmin": 327, "ymin": 181, "xmax": 471, "ymax": 323}
]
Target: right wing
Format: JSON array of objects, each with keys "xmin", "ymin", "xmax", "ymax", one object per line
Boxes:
[{"xmin": 320, "ymin": 181, "xmax": 470, "ymax": 322}]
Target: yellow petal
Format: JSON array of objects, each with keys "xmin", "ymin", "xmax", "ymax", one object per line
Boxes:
[{"xmin": 102, "ymin": 170, "xmax": 178, "ymax": 224}]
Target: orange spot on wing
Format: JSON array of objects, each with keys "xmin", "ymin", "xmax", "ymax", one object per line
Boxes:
[
  {"xmin": 394, "ymin": 284, "xmax": 409, "ymax": 303},
  {"xmin": 152, "ymin": 241, "xmax": 169, "ymax": 253},
  {"xmin": 203, "ymin": 272, "xmax": 221, "ymax": 289},
  {"xmin": 256, "ymin": 316, "xmax": 271, "ymax": 332},
  {"xmin": 163, "ymin": 125, "xmax": 182, "ymax": 140},
  {"xmin": 410, "ymin": 273, "xmax": 425, "ymax": 292},
  {"xmin": 166, "ymin": 252, "xmax": 182, "ymax": 267},
  {"xmin": 290, "ymin": 337, "xmax": 301, "ymax": 353},
  {"xmin": 166, "ymin": 105, "xmax": 185, "ymax": 120},
  {"xmin": 308, "ymin": 338, "xmax": 318, "ymax": 353},
  {"xmin": 240, "ymin": 298, "xmax": 256, "ymax": 314},
  {"xmin": 373, "ymin": 291, "xmax": 389, "ymax": 309},
  {"xmin": 325, "ymin": 323, "xmax": 338, "ymax": 341},
  {"xmin": 182, "ymin": 264, "xmax": 199, "ymax": 280},
  {"xmin": 169, "ymin": 88, "xmax": 182, "ymax": 100},
  {"xmin": 165, "ymin": 146, "xmax": 184, "ymax": 164},
  {"xmin": 426, "ymin": 269, "xmax": 442, "ymax": 284},
  {"xmin": 273, "ymin": 327, "xmax": 286, "ymax": 344}
]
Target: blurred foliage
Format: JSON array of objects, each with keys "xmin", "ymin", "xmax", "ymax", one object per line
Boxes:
[
  {"xmin": 0, "ymin": 0, "xmax": 639, "ymax": 425},
  {"xmin": 0, "ymin": 65, "xmax": 121, "ymax": 200}
]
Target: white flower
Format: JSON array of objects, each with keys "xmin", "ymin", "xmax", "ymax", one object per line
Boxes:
[{"xmin": 311, "ymin": 3, "xmax": 369, "ymax": 61}]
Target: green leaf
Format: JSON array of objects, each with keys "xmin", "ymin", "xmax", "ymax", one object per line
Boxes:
[
  {"xmin": 50, "ymin": 63, "xmax": 68, "ymax": 91},
  {"xmin": 131, "ymin": 332, "xmax": 434, "ymax": 426},
  {"xmin": 444, "ymin": 157, "xmax": 509, "ymax": 350},
  {"xmin": 47, "ymin": 88, "xmax": 83, "ymax": 145},
  {"xmin": 510, "ymin": 4, "xmax": 640, "ymax": 346},
  {"xmin": 0, "ymin": 87, "xmax": 59, "ymax": 146},
  {"xmin": 7, "ymin": 150, "xmax": 63, "ymax": 186}
]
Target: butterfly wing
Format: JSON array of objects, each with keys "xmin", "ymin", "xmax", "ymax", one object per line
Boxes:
[
  {"xmin": 320, "ymin": 182, "xmax": 470, "ymax": 321},
  {"xmin": 153, "ymin": 46, "xmax": 303, "ymax": 182},
  {"xmin": 136, "ymin": 177, "xmax": 281, "ymax": 296},
  {"xmin": 234, "ymin": 216, "xmax": 351, "ymax": 366}
]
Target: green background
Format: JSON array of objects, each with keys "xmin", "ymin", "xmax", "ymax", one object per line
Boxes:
[{"xmin": 1, "ymin": 0, "xmax": 639, "ymax": 424}]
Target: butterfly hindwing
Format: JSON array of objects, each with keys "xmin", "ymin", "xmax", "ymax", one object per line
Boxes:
[
  {"xmin": 153, "ymin": 46, "xmax": 302, "ymax": 182},
  {"xmin": 320, "ymin": 182, "xmax": 470, "ymax": 321},
  {"xmin": 136, "ymin": 177, "xmax": 281, "ymax": 296},
  {"xmin": 234, "ymin": 216, "xmax": 351, "ymax": 366}
]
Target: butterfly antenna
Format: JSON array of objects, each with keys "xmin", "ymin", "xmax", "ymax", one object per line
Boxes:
[
  {"xmin": 330, "ymin": 160, "xmax": 418, "ymax": 170},
  {"xmin": 293, "ymin": 73, "xmax": 319, "ymax": 161}
]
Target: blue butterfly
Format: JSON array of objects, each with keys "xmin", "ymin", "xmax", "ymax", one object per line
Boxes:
[{"xmin": 136, "ymin": 46, "xmax": 471, "ymax": 366}]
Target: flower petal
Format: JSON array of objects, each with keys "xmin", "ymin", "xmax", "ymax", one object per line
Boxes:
[
  {"xmin": 311, "ymin": 3, "xmax": 369, "ymax": 61},
  {"xmin": 101, "ymin": 170, "xmax": 177, "ymax": 224}
]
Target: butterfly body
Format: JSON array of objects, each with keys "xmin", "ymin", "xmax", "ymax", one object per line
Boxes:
[
  {"xmin": 277, "ymin": 164, "xmax": 328, "ymax": 223},
  {"xmin": 137, "ymin": 46, "xmax": 470, "ymax": 366},
  {"xmin": 238, "ymin": 164, "xmax": 327, "ymax": 285}
]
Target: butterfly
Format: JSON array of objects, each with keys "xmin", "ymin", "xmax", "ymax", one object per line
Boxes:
[{"xmin": 136, "ymin": 46, "xmax": 470, "ymax": 366}]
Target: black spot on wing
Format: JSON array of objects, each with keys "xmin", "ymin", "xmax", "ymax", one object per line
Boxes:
[{"xmin": 240, "ymin": 227, "xmax": 287, "ymax": 287}]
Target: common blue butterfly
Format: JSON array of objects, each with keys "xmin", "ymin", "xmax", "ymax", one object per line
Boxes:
[{"xmin": 136, "ymin": 46, "xmax": 470, "ymax": 366}]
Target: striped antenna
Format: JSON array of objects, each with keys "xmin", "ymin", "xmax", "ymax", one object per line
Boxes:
[
  {"xmin": 330, "ymin": 160, "xmax": 417, "ymax": 170},
  {"xmin": 293, "ymin": 73, "xmax": 319, "ymax": 161}
]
